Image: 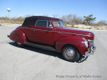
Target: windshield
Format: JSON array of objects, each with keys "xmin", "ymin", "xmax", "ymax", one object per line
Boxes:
[{"xmin": 52, "ymin": 20, "xmax": 65, "ymax": 28}]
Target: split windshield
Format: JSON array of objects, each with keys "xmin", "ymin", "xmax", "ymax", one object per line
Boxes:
[{"xmin": 52, "ymin": 20, "xmax": 65, "ymax": 28}]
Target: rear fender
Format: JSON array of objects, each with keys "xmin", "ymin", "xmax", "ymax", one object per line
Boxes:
[{"xmin": 9, "ymin": 29, "xmax": 26, "ymax": 44}]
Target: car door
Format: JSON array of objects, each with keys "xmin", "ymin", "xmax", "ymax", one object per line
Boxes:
[{"xmin": 33, "ymin": 19, "xmax": 55, "ymax": 45}]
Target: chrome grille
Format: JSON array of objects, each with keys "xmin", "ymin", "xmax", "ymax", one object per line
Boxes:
[{"xmin": 88, "ymin": 40, "xmax": 96, "ymax": 54}]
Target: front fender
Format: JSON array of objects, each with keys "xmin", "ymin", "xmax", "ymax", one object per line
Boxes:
[
  {"xmin": 55, "ymin": 36, "xmax": 88, "ymax": 55},
  {"xmin": 9, "ymin": 29, "xmax": 26, "ymax": 44}
]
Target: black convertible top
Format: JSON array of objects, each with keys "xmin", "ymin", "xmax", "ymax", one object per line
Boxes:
[{"xmin": 22, "ymin": 16, "xmax": 60, "ymax": 26}]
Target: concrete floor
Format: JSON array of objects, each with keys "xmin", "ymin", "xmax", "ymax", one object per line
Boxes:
[{"xmin": 0, "ymin": 25, "xmax": 107, "ymax": 80}]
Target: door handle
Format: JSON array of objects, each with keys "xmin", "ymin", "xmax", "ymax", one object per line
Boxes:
[
  {"xmin": 45, "ymin": 29, "xmax": 52, "ymax": 32},
  {"xmin": 32, "ymin": 29, "xmax": 36, "ymax": 32},
  {"xmin": 30, "ymin": 28, "xmax": 36, "ymax": 31}
]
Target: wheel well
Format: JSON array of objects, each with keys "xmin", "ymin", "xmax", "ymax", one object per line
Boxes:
[
  {"xmin": 17, "ymin": 31, "xmax": 27, "ymax": 44},
  {"xmin": 62, "ymin": 44, "xmax": 81, "ymax": 56},
  {"xmin": 62, "ymin": 44, "xmax": 82, "ymax": 62}
]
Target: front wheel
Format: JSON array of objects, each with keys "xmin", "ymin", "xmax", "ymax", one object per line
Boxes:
[{"xmin": 62, "ymin": 46, "xmax": 80, "ymax": 62}]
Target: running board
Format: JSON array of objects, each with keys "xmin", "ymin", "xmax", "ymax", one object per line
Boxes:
[{"xmin": 25, "ymin": 42, "xmax": 56, "ymax": 52}]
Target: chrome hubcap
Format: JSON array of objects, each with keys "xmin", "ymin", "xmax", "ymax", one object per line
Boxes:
[
  {"xmin": 63, "ymin": 47, "xmax": 76, "ymax": 60},
  {"xmin": 17, "ymin": 42, "xmax": 21, "ymax": 45},
  {"xmin": 16, "ymin": 42, "xmax": 22, "ymax": 46}
]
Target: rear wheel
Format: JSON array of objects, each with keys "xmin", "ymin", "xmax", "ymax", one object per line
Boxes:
[
  {"xmin": 62, "ymin": 46, "xmax": 80, "ymax": 62},
  {"xmin": 15, "ymin": 42, "xmax": 23, "ymax": 47}
]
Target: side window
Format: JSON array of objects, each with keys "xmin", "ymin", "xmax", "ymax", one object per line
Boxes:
[
  {"xmin": 35, "ymin": 20, "xmax": 48, "ymax": 27},
  {"xmin": 52, "ymin": 21, "xmax": 60, "ymax": 27}
]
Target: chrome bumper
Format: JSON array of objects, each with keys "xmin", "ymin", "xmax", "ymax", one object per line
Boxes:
[
  {"xmin": 78, "ymin": 45, "xmax": 96, "ymax": 63},
  {"xmin": 88, "ymin": 45, "xmax": 96, "ymax": 54}
]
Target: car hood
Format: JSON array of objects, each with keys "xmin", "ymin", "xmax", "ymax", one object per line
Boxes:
[{"xmin": 56, "ymin": 27, "xmax": 95, "ymax": 40}]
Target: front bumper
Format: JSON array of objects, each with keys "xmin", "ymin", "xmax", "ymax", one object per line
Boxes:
[
  {"xmin": 78, "ymin": 45, "xmax": 96, "ymax": 63},
  {"xmin": 88, "ymin": 45, "xmax": 96, "ymax": 54}
]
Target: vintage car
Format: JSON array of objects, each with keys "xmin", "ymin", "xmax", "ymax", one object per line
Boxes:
[{"xmin": 8, "ymin": 16, "xmax": 96, "ymax": 62}]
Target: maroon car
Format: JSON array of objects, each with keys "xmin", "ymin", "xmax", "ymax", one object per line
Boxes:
[{"xmin": 8, "ymin": 16, "xmax": 96, "ymax": 62}]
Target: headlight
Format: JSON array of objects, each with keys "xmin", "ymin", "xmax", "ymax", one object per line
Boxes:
[
  {"xmin": 84, "ymin": 40, "xmax": 88, "ymax": 48},
  {"xmin": 82, "ymin": 39, "xmax": 88, "ymax": 48}
]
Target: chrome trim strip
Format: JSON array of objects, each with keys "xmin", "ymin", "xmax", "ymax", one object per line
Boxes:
[{"xmin": 23, "ymin": 27, "xmax": 90, "ymax": 37}]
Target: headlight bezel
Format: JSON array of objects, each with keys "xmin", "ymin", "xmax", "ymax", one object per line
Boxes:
[{"xmin": 82, "ymin": 38, "xmax": 89, "ymax": 48}]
